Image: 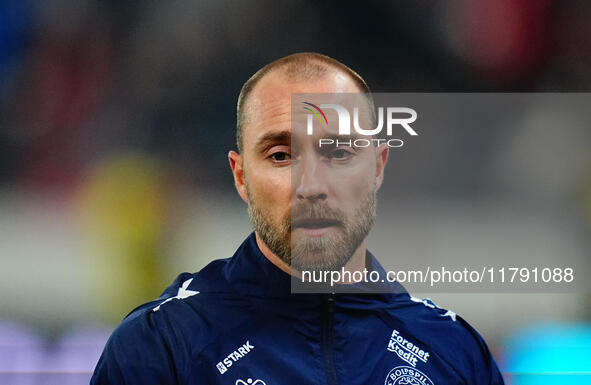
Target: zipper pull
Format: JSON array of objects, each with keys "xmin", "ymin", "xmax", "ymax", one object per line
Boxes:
[{"xmin": 327, "ymin": 293, "xmax": 335, "ymax": 313}]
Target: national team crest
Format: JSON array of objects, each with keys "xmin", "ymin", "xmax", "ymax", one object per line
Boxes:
[
  {"xmin": 385, "ymin": 366, "xmax": 434, "ymax": 385},
  {"xmin": 235, "ymin": 378, "xmax": 266, "ymax": 385}
]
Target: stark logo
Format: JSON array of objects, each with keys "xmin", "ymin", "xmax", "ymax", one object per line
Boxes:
[
  {"xmin": 235, "ymin": 379, "xmax": 266, "ymax": 385},
  {"xmin": 216, "ymin": 340, "xmax": 255, "ymax": 374},
  {"xmin": 385, "ymin": 366, "xmax": 434, "ymax": 385}
]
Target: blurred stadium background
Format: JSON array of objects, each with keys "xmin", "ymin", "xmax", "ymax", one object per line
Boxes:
[{"xmin": 0, "ymin": 0, "xmax": 590, "ymax": 383}]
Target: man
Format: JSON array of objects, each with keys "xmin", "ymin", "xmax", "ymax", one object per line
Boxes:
[{"xmin": 91, "ymin": 53, "xmax": 505, "ymax": 384}]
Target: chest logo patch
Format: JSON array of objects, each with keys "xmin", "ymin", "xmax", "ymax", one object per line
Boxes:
[
  {"xmin": 387, "ymin": 329, "xmax": 430, "ymax": 367},
  {"xmin": 385, "ymin": 366, "xmax": 434, "ymax": 385}
]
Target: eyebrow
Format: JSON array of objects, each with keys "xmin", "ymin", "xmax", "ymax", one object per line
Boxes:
[{"xmin": 254, "ymin": 130, "xmax": 291, "ymax": 152}]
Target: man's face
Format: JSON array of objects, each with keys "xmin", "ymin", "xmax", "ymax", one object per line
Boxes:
[{"xmin": 232, "ymin": 71, "xmax": 388, "ymax": 271}]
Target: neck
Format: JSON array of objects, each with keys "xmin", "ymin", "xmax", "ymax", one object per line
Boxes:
[{"xmin": 254, "ymin": 232, "xmax": 368, "ymax": 283}]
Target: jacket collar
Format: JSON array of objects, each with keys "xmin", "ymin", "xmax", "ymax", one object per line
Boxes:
[{"xmin": 224, "ymin": 232, "xmax": 407, "ymax": 303}]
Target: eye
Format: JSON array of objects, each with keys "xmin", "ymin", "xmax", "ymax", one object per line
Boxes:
[
  {"xmin": 328, "ymin": 148, "xmax": 351, "ymax": 159},
  {"xmin": 269, "ymin": 152, "xmax": 290, "ymax": 162}
]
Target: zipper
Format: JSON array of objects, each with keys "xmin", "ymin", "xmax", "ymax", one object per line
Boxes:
[{"xmin": 321, "ymin": 293, "xmax": 338, "ymax": 385}]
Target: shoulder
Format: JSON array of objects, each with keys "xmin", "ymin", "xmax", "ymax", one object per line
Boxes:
[
  {"xmin": 389, "ymin": 294, "xmax": 485, "ymax": 346},
  {"xmin": 116, "ymin": 257, "xmax": 249, "ymax": 350},
  {"xmin": 92, "ymin": 258, "xmax": 253, "ymax": 384},
  {"xmin": 387, "ymin": 294, "xmax": 504, "ymax": 383}
]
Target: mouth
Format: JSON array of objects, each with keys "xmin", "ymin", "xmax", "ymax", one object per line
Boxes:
[{"xmin": 292, "ymin": 218, "xmax": 341, "ymax": 237}]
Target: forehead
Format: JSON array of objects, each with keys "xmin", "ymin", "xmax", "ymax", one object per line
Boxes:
[{"xmin": 243, "ymin": 70, "xmax": 362, "ymax": 148}]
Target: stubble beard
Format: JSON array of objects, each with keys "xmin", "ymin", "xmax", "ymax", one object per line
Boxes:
[{"xmin": 246, "ymin": 180, "xmax": 376, "ymax": 272}]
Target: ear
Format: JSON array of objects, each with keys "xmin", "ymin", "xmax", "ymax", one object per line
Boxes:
[
  {"xmin": 375, "ymin": 144, "xmax": 389, "ymax": 191},
  {"xmin": 228, "ymin": 151, "xmax": 249, "ymax": 204}
]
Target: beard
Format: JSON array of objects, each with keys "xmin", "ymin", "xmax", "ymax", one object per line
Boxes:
[{"xmin": 246, "ymin": 181, "xmax": 376, "ymax": 272}]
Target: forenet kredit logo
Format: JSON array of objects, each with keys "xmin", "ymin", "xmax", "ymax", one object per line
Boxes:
[
  {"xmin": 387, "ymin": 329, "xmax": 430, "ymax": 367},
  {"xmin": 302, "ymin": 102, "xmax": 418, "ymax": 148}
]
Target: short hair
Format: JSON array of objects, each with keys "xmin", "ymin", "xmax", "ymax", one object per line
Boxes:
[{"xmin": 235, "ymin": 52, "xmax": 372, "ymax": 153}]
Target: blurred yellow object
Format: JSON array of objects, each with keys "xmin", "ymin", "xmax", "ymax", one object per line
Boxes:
[{"xmin": 77, "ymin": 152, "xmax": 174, "ymax": 323}]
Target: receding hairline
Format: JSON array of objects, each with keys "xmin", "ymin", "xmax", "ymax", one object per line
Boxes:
[{"xmin": 236, "ymin": 53, "xmax": 371, "ymax": 153}]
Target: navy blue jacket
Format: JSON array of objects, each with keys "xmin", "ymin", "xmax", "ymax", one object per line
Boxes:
[{"xmin": 91, "ymin": 233, "xmax": 505, "ymax": 384}]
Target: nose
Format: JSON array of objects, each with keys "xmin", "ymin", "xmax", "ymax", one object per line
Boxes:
[{"xmin": 294, "ymin": 156, "xmax": 328, "ymax": 203}]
